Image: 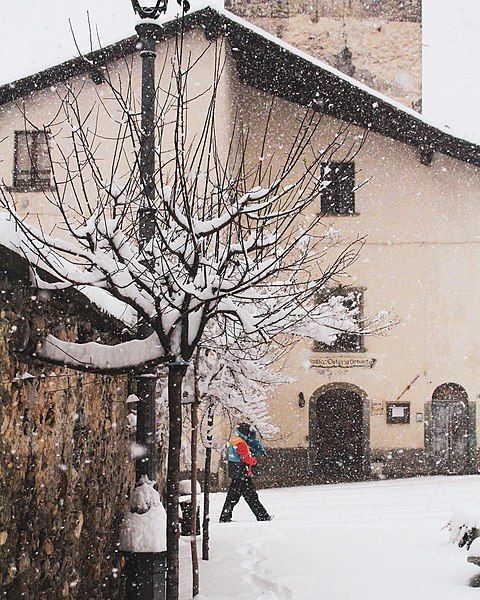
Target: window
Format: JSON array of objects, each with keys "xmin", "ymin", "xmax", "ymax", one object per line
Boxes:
[
  {"xmin": 321, "ymin": 162, "xmax": 355, "ymax": 215},
  {"xmin": 14, "ymin": 131, "xmax": 51, "ymax": 190},
  {"xmin": 314, "ymin": 287, "xmax": 364, "ymax": 353}
]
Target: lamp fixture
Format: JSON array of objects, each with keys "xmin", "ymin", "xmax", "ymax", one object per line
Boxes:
[
  {"xmin": 131, "ymin": 0, "xmax": 168, "ymax": 19},
  {"xmin": 131, "ymin": 0, "xmax": 190, "ymax": 19}
]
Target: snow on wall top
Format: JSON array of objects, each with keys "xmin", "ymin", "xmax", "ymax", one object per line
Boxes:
[{"xmin": 0, "ymin": 212, "xmax": 137, "ymax": 328}]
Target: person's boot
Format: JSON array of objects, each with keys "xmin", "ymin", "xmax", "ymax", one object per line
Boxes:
[
  {"xmin": 257, "ymin": 514, "xmax": 274, "ymax": 521},
  {"xmin": 219, "ymin": 512, "xmax": 232, "ymax": 523}
]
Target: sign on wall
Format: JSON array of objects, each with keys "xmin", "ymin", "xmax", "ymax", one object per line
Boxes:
[
  {"xmin": 371, "ymin": 401, "xmax": 385, "ymax": 415},
  {"xmin": 310, "ymin": 356, "xmax": 376, "ymax": 369},
  {"xmin": 386, "ymin": 402, "xmax": 411, "ymax": 424}
]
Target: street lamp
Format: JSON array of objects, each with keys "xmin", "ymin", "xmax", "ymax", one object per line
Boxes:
[
  {"xmin": 121, "ymin": 2, "xmax": 192, "ymax": 599},
  {"xmin": 134, "ymin": 11, "xmax": 160, "ymax": 491},
  {"xmin": 121, "ymin": 4, "xmax": 165, "ymax": 600},
  {"xmin": 132, "ymin": 0, "xmax": 191, "ymax": 19},
  {"xmin": 131, "ymin": 0, "xmax": 168, "ymax": 19}
]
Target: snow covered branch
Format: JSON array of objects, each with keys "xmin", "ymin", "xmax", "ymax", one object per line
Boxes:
[{"xmin": 36, "ymin": 332, "xmax": 165, "ymax": 374}]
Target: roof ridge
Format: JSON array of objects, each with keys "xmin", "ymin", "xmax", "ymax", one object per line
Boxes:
[{"xmin": 0, "ymin": 3, "xmax": 478, "ymax": 164}]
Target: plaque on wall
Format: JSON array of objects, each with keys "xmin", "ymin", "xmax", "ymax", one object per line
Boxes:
[
  {"xmin": 310, "ymin": 356, "xmax": 376, "ymax": 369},
  {"xmin": 386, "ymin": 402, "xmax": 410, "ymax": 424}
]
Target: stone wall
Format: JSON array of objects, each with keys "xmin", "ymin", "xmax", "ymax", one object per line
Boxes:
[
  {"xmin": 251, "ymin": 446, "xmax": 479, "ymax": 489},
  {"xmin": 227, "ymin": 0, "xmax": 421, "ymax": 21},
  {"xmin": 251, "ymin": 447, "xmax": 428, "ymax": 488},
  {"xmin": 250, "ymin": 445, "xmax": 479, "ymax": 489},
  {"xmin": 0, "ymin": 252, "xmax": 134, "ymax": 599},
  {"xmin": 254, "ymin": 448, "xmax": 311, "ymax": 488},
  {"xmin": 225, "ymin": 0, "xmax": 422, "ymax": 108}
]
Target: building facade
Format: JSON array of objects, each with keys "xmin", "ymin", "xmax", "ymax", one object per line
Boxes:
[
  {"xmin": 228, "ymin": 64, "xmax": 480, "ymax": 485},
  {"xmin": 0, "ymin": 5, "xmax": 479, "ymax": 498}
]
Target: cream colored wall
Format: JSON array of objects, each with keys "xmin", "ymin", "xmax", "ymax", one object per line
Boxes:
[
  {"xmin": 0, "ymin": 29, "xmax": 235, "ymax": 232},
  {"xmin": 232, "ymin": 84, "xmax": 480, "ymax": 452}
]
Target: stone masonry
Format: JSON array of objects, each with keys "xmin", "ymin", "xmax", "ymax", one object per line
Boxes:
[
  {"xmin": 225, "ymin": 0, "xmax": 422, "ymax": 109},
  {"xmin": 0, "ymin": 250, "xmax": 134, "ymax": 599}
]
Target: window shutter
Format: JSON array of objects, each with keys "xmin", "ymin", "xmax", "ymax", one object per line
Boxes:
[
  {"xmin": 34, "ymin": 133, "xmax": 51, "ymax": 184},
  {"xmin": 314, "ymin": 287, "xmax": 364, "ymax": 353},
  {"xmin": 337, "ymin": 163, "xmax": 355, "ymax": 214},
  {"xmin": 14, "ymin": 131, "xmax": 51, "ymax": 189},
  {"xmin": 321, "ymin": 162, "xmax": 355, "ymax": 215},
  {"xmin": 15, "ymin": 131, "xmax": 34, "ymax": 184}
]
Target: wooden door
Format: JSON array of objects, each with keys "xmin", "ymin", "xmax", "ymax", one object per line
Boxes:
[
  {"xmin": 312, "ymin": 389, "xmax": 364, "ymax": 481},
  {"xmin": 431, "ymin": 400, "xmax": 468, "ymax": 474}
]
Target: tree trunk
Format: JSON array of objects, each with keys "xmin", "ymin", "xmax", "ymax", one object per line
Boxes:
[
  {"xmin": 190, "ymin": 348, "xmax": 200, "ymax": 597},
  {"xmin": 202, "ymin": 403, "xmax": 215, "ymax": 561},
  {"xmin": 166, "ymin": 364, "xmax": 187, "ymax": 600}
]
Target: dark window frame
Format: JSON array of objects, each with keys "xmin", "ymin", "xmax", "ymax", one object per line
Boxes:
[
  {"xmin": 313, "ymin": 286, "xmax": 365, "ymax": 353},
  {"xmin": 13, "ymin": 130, "xmax": 51, "ymax": 191},
  {"xmin": 320, "ymin": 161, "xmax": 356, "ymax": 216}
]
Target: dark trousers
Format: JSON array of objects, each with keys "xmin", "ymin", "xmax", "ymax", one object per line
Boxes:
[{"xmin": 220, "ymin": 475, "xmax": 270, "ymax": 521}]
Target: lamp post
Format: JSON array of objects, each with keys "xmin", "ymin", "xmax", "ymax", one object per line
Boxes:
[
  {"xmin": 122, "ymin": 3, "xmax": 167, "ymax": 600},
  {"xmin": 134, "ymin": 4, "xmax": 166, "ymax": 486},
  {"xmin": 124, "ymin": 3, "xmax": 191, "ymax": 599}
]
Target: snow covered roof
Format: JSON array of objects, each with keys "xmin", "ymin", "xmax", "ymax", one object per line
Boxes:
[{"xmin": 1, "ymin": 4, "xmax": 479, "ymax": 166}]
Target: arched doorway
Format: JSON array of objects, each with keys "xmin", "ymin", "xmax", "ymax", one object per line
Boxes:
[
  {"xmin": 428, "ymin": 383, "xmax": 470, "ymax": 475},
  {"xmin": 309, "ymin": 384, "xmax": 369, "ymax": 482}
]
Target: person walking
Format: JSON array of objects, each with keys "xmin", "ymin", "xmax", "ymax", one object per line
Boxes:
[{"xmin": 219, "ymin": 422, "xmax": 272, "ymax": 522}]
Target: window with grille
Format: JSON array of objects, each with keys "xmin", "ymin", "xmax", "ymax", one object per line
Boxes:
[
  {"xmin": 321, "ymin": 162, "xmax": 355, "ymax": 215},
  {"xmin": 314, "ymin": 287, "xmax": 364, "ymax": 352},
  {"xmin": 13, "ymin": 131, "xmax": 51, "ymax": 190}
]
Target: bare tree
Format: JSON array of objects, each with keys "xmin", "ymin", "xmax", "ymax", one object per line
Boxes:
[{"xmin": 0, "ymin": 25, "xmax": 386, "ymax": 600}]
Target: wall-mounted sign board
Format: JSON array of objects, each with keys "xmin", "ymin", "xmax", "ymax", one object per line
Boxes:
[
  {"xmin": 386, "ymin": 402, "xmax": 410, "ymax": 424},
  {"xmin": 310, "ymin": 356, "xmax": 376, "ymax": 369}
]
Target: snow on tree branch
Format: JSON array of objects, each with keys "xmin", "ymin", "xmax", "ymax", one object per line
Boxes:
[
  {"xmin": 36, "ymin": 332, "xmax": 164, "ymax": 374},
  {"xmin": 0, "ymin": 34, "xmax": 392, "ymax": 376}
]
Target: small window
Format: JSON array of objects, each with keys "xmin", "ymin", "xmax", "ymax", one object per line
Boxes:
[
  {"xmin": 14, "ymin": 131, "xmax": 51, "ymax": 190},
  {"xmin": 314, "ymin": 287, "xmax": 364, "ymax": 353},
  {"xmin": 321, "ymin": 162, "xmax": 355, "ymax": 215}
]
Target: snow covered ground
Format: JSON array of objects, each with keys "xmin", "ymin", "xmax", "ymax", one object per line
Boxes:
[{"xmin": 179, "ymin": 476, "xmax": 480, "ymax": 599}]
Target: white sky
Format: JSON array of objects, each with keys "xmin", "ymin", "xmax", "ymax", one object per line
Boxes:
[
  {"xmin": 423, "ymin": 0, "xmax": 480, "ymax": 144},
  {"xmin": 1, "ymin": 0, "xmax": 479, "ymax": 144},
  {"xmin": 0, "ymin": 0, "xmax": 136, "ymax": 84}
]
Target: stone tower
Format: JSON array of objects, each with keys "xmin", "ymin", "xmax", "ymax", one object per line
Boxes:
[{"xmin": 225, "ymin": 0, "xmax": 422, "ymax": 110}]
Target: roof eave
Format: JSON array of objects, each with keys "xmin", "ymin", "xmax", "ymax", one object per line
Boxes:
[
  {"xmin": 1, "ymin": 5, "xmax": 479, "ymax": 166},
  {"xmin": 224, "ymin": 17, "xmax": 480, "ymax": 166},
  {"xmin": 0, "ymin": 8, "xmax": 213, "ymax": 107}
]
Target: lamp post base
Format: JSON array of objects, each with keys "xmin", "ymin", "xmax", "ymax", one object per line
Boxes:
[{"xmin": 123, "ymin": 551, "xmax": 167, "ymax": 600}]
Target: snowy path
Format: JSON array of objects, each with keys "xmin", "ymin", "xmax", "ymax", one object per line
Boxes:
[{"xmin": 179, "ymin": 476, "xmax": 480, "ymax": 600}]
